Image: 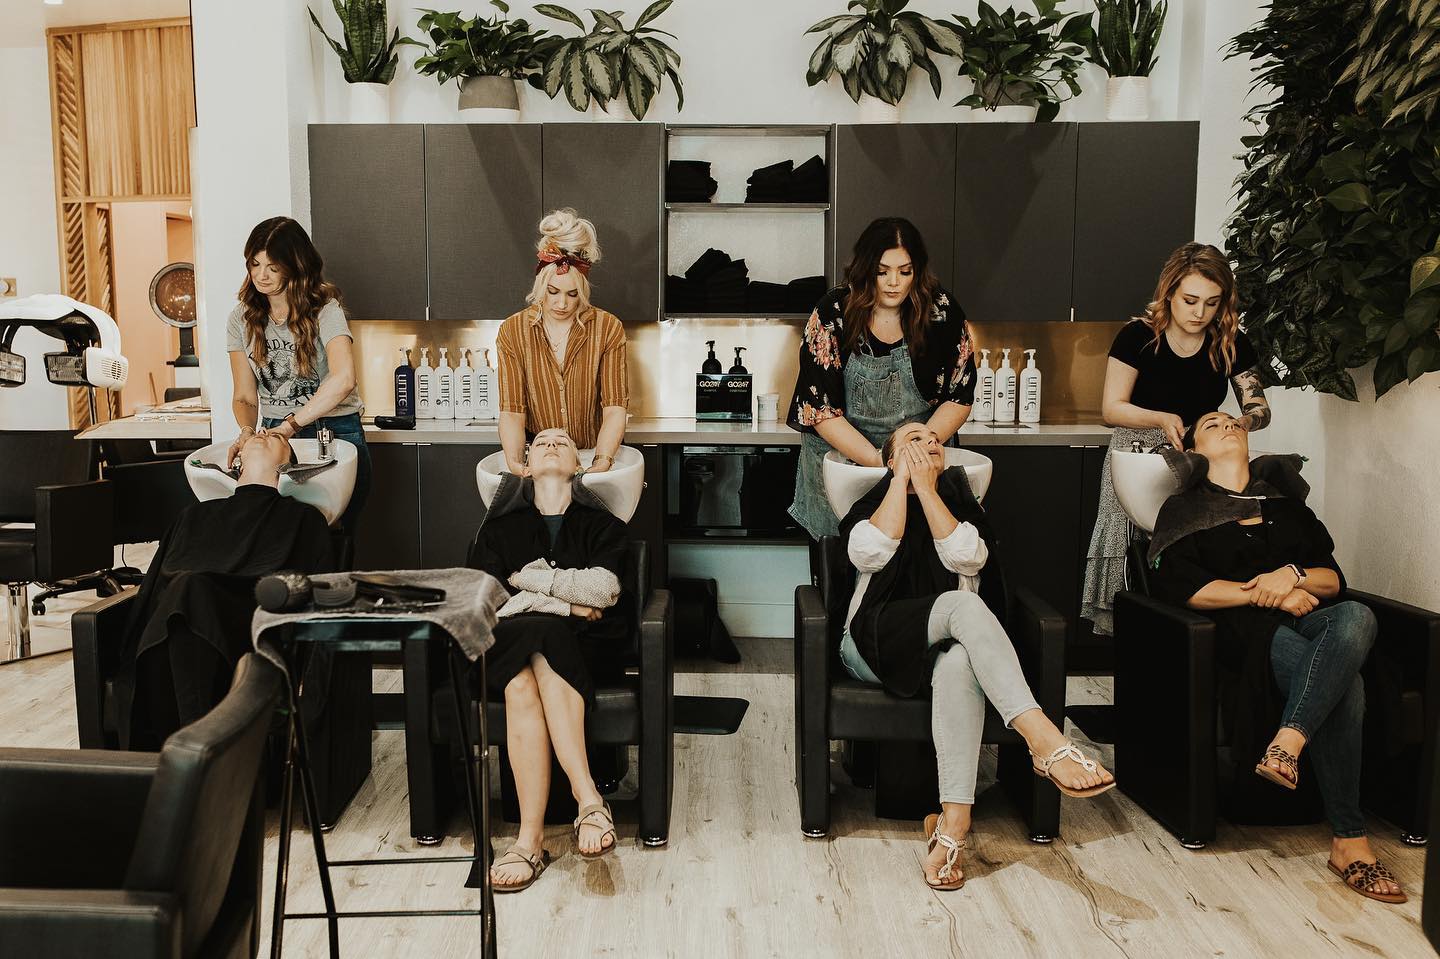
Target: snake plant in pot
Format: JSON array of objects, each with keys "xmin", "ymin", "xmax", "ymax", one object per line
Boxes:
[
  {"xmin": 1086, "ymin": 0, "xmax": 1167, "ymax": 120},
  {"xmin": 531, "ymin": 0, "xmax": 684, "ymax": 120},
  {"xmin": 947, "ymin": 0, "xmax": 1094, "ymax": 122},
  {"xmin": 413, "ymin": 2, "xmax": 550, "ymax": 119},
  {"xmin": 308, "ymin": 0, "xmax": 415, "ymax": 122},
  {"xmin": 803, "ymin": 0, "xmax": 964, "ymax": 122}
]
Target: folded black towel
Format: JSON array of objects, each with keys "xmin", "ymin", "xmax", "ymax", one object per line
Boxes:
[
  {"xmin": 786, "ymin": 275, "xmax": 829, "ymax": 312},
  {"xmin": 666, "ymin": 159, "xmax": 718, "ymax": 202},
  {"xmin": 745, "ymin": 156, "xmax": 828, "ymax": 203},
  {"xmin": 789, "ymin": 155, "xmax": 828, "ymax": 202},
  {"xmin": 684, "ymin": 248, "xmax": 736, "ymax": 282}
]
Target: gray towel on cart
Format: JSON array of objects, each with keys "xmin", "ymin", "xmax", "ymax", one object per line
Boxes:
[{"xmin": 251, "ymin": 567, "xmax": 508, "ymax": 674}]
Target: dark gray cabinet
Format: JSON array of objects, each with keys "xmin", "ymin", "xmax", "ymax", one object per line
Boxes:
[
  {"xmin": 835, "ymin": 125, "xmax": 956, "ymax": 281},
  {"xmin": 1072, "ymin": 122, "xmax": 1199, "ymax": 323},
  {"xmin": 425, "ymin": 124, "xmax": 543, "ymax": 321},
  {"xmin": 418, "ymin": 443, "xmax": 498, "ymax": 568},
  {"xmin": 309, "ymin": 124, "xmax": 428, "ymax": 320},
  {"xmin": 953, "ymin": 124, "xmax": 1077, "ymax": 324},
  {"xmin": 353, "ymin": 442, "xmax": 421, "ymax": 569},
  {"xmin": 543, "ymin": 123, "xmax": 662, "ymax": 323}
]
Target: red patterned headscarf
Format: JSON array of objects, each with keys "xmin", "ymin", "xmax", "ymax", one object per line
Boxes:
[{"xmin": 536, "ymin": 245, "xmax": 592, "ymax": 276}]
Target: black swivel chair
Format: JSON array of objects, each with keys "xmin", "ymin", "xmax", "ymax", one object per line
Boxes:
[
  {"xmin": 794, "ymin": 536, "xmax": 1068, "ymax": 841},
  {"xmin": 403, "ymin": 540, "xmax": 675, "ymax": 846},
  {"xmin": 0, "ymin": 429, "xmax": 115, "ymax": 660},
  {"xmin": 0, "ymin": 654, "xmax": 281, "ymax": 959},
  {"xmin": 1115, "ymin": 542, "xmax": 1440, "ymax": 849}
]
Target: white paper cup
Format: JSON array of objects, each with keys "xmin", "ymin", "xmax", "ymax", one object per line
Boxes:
[{"xmin": 756, "ymin": 392, "xmax": 780, "ymax": 421}]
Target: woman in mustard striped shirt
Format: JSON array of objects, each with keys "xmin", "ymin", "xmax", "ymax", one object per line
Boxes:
[{"xmin": 496, "ymin": 210, "xmax": 629, "ymax": 475}]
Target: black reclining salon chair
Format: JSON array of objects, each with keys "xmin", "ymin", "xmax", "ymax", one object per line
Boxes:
[
  {"xmin": 403, "ymin": 540, "xmax": 675, "ymax": 846},
  {"xmin": 794, "ymin": 536, "xmax": 1067, "ymax": 841},
  {"xmin": 0, "ymin": 654, "xmax": 280, "ymax": 959},
  {"xmin": 0, "ymin": 429, "xmax": 114, "ymax": 660},
  {"xmin": 1115, "ymin": 542, "xmax": 1440, "ymax": 849}
]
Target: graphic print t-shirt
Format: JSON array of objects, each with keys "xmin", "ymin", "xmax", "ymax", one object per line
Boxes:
[{"xmin": 225, "ymin": 300, "xmax": 363, "ymax": 419}]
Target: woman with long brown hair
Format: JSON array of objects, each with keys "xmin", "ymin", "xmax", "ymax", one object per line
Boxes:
[
  {"xmin": 1081, "ymin": 241, "xmax": 1271, "ymax": 634},
  {"xmin": 224, "ymin": 216, "xmax": 369, "ymax": 531},
  {"xmin": 787, "ymin": 217, "xmax": 978, "ymax": 544}
]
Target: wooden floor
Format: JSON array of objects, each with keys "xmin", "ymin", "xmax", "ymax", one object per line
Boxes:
[{"xmin": 0, "ymin": 621, "xmax": 1431, "ymax": 958}]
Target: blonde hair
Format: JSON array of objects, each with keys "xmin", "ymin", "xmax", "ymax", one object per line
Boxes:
[
  {"xmin": 1141, "ymin": 242, "xmax": 1241, "ymax": 374},
  {"xmin": 526, "ymin": 208, "xmax": 601, "ymax": 313}
]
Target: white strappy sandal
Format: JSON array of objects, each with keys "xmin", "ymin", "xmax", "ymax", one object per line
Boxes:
[
  {"xmin": 921, "ymin": 813, "xmax": 966, "ymax": 891},
  {"xmin": 1031, "ymin": 741, "xmax": 1116, "ymax": 798}
]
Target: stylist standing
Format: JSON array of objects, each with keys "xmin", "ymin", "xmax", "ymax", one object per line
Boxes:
[
  {"xmin": 1081, "ymin": 241, "xmax": 1271, "ymax": 634},
  {"xmin": 225, "ymin": 216, "xmax": 369, "ymax": 532},
  {"xmin": 788, "ymin": 217, "xmax": 977, "ymax": 545},
  {"xmin": 496, "ymin": 209, "xmax": 628, "ymax": 476}
]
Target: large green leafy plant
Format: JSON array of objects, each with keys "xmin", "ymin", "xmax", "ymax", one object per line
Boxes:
[
  {"xmin": 1226, "ymin": 0, "xmax": 1440, "ymax": 398},
  {"xmin": 412, "ymin": 2, "xmax": 549, "ymax": 84},
  {"xmin": 947, "ymin": 0, "xmax": 1094, "ymax": 121},
  {"xmin": 1086, "ymin": 0, "xmax": 1166, "ymax": 77},
  {"xmin": 532, "ymin": 1, "xmax": 684, "ymax": 118},
  {"xmin": 309, "ymin": 0, "xmax": 413, "ymax": 83},
  {"xmin": 802, "ymin": 0, "xmax": 964, "ymax": 106}
]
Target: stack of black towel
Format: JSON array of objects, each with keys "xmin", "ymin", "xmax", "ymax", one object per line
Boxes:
[
  {"xmin": 666, "ymin": 160, "xmax": 718, "ymax": 202},
  {"xmin": 667, "ymin": 249, "xmax": 827, "ymax": 315},
  {"xmin": 745, "ymin": 155, "xmax": 827, "ymax": 203}
]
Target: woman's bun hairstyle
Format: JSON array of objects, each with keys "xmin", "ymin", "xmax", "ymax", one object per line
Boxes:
[{"xmin": 536, "ymin": 208, "xmax": 601, "ymax": 264}]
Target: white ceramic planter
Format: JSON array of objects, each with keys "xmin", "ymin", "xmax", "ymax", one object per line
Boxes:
[
  {"xmin": 857, "ymin": 96, "xmax": 901, "ymax": 124},
  {"xmin": 1105, "ymin": 76, "xmax": 1150, "ymax": 120},
  {"xmin": 458, "ymin": 75, "xmax": 521, "ymax": 121},
  {"xmin": 986, "ymin": 104, "xmax": 1037, "ymax": 122},
  {"xmin": 588, "ymin": 98, "xmax": 626, "ymax": 121},
  {"xmin": 347, "ymin": 82, "xmax": 390, "ymax": 123}
]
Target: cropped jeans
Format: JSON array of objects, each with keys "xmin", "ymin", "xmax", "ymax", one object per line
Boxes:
[
  {"xmin": 842, "ymin": 590, "xmax": 1041, "ymax": 805},
  {"xmin": 1269, "ymin": 600, "xmax": 1378, "ymax": 838}
]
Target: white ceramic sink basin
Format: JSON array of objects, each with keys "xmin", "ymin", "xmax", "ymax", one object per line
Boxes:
[
  {"xmin": 184, "ymin": 438, "xmax": 358, "ymax": 526},
  {"xmin": 476, "ymin": 445, "xmax": 646, "ymax": 523},
  {"xmin": 823, "ymin": 447, "xmax": 994, "ymax": 521},
  {"xmin": 1110, "ymin": 450, "xmax": 1176, "ymax": 534}
]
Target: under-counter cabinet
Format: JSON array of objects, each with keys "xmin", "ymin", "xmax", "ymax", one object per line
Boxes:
[
  {"xmin": 309, "ymin": 124, "xmax": 428, "ymax": 320},
  {"xmin": 353, "ymin": 442, "xmax": 421, "ymax": 569},
  {"xmin": 417, "ymin": 444, "xmax": 499, "ymax": 568}
]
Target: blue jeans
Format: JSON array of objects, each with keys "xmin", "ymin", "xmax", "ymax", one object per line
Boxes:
[
  {"xmin": 262, "ymin": 412, "xmax": 371, "ymax": 535},
  {"xmin": 1269, "ymin": 600, "xmax": 1378, "ymax": 838}
]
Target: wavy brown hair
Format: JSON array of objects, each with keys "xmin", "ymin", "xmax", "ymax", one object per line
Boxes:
[
  {"xmin": 1141, "ymin": 242, "xmax": 1241, "ymax": 374},
  {"xmin": 236, "ymin": 217, "xmax": 341, "ymax": 378},
  {"xmin": 840, "ymin": 217, "xmax": 941, "ymax": 355}
]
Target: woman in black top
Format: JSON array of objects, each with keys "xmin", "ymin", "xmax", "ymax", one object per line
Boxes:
[
  {"xmin": 1082, "ymin": 242, "xmax": 1271, "ymax": 634},
  {"xmin": 787, "ymin": 217, "xmax": 978, "ymax": 545}
]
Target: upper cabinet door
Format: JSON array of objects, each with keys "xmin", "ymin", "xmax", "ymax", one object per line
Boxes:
[
  {"xmin": 542, "ymin": 123, "xmax": 662, "ymax": 323},
  {"xmin": 953, "ymin": 123, "xmax": 1077, "ymax": 325},
  {"xmin": 425, "ymin": 124, "xmax": 543, "ymax": 322},
  {"xmin": 835, "ymin": 124, "xmax": 956, "ymax": 286},
  {"xmin": 309, "ymin": 124, "xmax": 428, "ymax": 320},
  {"xmin": 1073, "ymin": 122, "xmax": 1199, "ymax": 323}
]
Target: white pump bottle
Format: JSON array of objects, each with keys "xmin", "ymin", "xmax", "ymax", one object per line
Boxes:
[
  {"xmin": 1019, "ymin": 348, "xmax": 1042, "ymax": 424},
  {"xmin": 455, "ymin": 349, "xmax": 476, "ymax": 419},
  {"xmin": 434, "ymin": 346, "xmax": 455, "ymax": 419},
  {"xmin": 975, "ymin": 348, "xmax": 995, "ymax": 422},
  {"xmin": 473, "ymin": 347, "xmax": 499, "ymax": 422},
  {"xmin": 993, "ymin": 348, "xmax": 1016, "ymax": 423},
  {"xmin": 415, "ymin": 346, "xmax": 435, "ymax": 419}
]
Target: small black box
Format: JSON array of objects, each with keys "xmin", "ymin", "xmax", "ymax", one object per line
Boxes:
[{"xmin": 695, "ymin": 373, "xmax": 752, "ymax": 422}]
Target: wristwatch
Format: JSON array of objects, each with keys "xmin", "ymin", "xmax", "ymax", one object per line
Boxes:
[{"xmin": 1287, "ymin": 563, "xmax": 1307, "ymax": 585}]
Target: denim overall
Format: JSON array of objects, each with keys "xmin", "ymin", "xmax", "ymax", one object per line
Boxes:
[{"xmin": 788, "ymin": 341, "xmax": 932, "ymax": 540}]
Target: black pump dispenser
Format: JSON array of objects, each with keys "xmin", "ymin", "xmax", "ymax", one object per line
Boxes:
[
  {"xmin": 729, "ymin": 347, "xmax": 748, "ymax": 374},
  {"xmin": 702, "ymin": 340, "xmax": 722, "ymax": 374}
]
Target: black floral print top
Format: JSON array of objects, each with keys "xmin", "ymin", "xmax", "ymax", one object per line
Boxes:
[{"xmin": 786, "ymin": 286, "xmax": 977, "ymax": 433}]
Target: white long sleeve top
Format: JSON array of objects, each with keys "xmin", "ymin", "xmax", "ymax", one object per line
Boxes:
[{"xmin": 843, "ymin": 519, "xmax": 989, "ymax": 634}]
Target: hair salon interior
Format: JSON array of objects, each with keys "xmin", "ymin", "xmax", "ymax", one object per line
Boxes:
[{"xmin": 2, "ymin": 0, "xmax": 1440, "ymax": 955}]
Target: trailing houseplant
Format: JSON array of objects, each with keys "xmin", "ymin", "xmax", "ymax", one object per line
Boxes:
[
  {"xmin": 531, "ymin": 1, "xmax": 685, "ymax": 119},
  {"xmin": 802, "ymin": 0, "xmax": 964, "ymax": 119},
  {"xmin": 947, "ymin": 0, "xmax": 1094, "ymax": 122},
  {"xmin": 1085, "ymin": 0, "xmax": 1166, "ymax": 119},
  {"xmin": 413, "ymin": 2, "xmax": 550, "ymax": 114},
  {"xmin": 1226, "ymin": 0, "xmax": 1440, "ymax": 399}
]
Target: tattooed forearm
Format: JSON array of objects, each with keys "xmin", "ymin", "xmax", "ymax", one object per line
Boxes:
[{"xmin": 1231, "ymin": 369, "xmax": 1271, "ymax": 431}]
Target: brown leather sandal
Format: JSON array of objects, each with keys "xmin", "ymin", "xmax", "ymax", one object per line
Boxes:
[
  {"xmin": 1031, "ymin": 742, "xmax": 1116, "ymax": 799},
  {"xmin": 922, "ymin": 813, "xmax": 965, "ymax": 891},
  {"xmin": 1255, "ymin": 744, "xmax": 1299, "ymax": 790},
  {"xmin": 1328, "ymin": 858, "xmax": 1408, "ymax": 904},
  {"xmin": 491, "ymin": 845, "xmax": 550, "ymax": 894},
  {"xmin": 573, "ymin": 801, "xmax": 617, "ymax": 859}
]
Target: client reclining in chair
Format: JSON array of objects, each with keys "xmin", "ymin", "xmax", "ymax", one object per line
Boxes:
[
  {"xmin": 1148, "ymin": 411, "xmax": 1404, "ymax": 903},
  {"xmin": 468, "ymin": 428, "xmax": 629, "ymax": 892},
  {"xmin": 113, "ymin": 430, "xmax": 334, "ymax": 749},
  {"xmin": 839, "ymin": 422, "xmax": 1114, "ymax": 891}
]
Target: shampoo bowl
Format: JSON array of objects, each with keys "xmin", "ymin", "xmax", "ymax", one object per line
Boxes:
[
  {"xmin": 184, "ymin": 438, "xmax": 358, "ymax": 526},
  {"xmin": 822, "ymin": 448, "xmax": 993, "ymax": 521},
  {"xmin": 476, "ymin": 445, "xmax": 646, "ymax": 523},
  {"xmin": 1109, "ymin": 450, "xmax": 1177, "ymax": 535}
]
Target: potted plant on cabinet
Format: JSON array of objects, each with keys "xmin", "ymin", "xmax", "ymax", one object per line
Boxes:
[
  {"xmin": 1086, "ymin": 0, "xmax": 1166, "ymax": 120},
  {"xmin": 413, "ymin": 2, "xmax": 549, "ymax": 120},
  {"xmin": 309, "ymin": 0, "xmax": 414, "ymax": 122},
  {"xmin": 947, "ymin": 0, "xmax": 1093, "ymax": 122},
  {"xmin": 803, "ymin": 0, "xmax": 963, "ymax": 123},
  {"xmin": 531, "ymin": 0, "xmax": 684, "ymax": 120}
]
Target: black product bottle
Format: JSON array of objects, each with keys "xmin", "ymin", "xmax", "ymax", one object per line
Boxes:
[
  {"xmin": 729, "ymin": 347, "xmax": 748, "ymax": 374},
  {"xmin": 702, "ymin": 340, "xmax": 722, "ymax": 374},
  {"xmin": 394, "ymin": 347, "xmax": 416, "ymax": 416}
]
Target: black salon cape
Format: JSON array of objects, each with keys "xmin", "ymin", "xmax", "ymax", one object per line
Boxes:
[
  {"xmin": 467, "ymin": 478, "xmax": 630, "ymax": 708},
  {"xmin": 114, "ymin": 485, "xmax": 334, "ymax": 749},
  {"xmin": 1150, "ymin": 461, "xmax": 1347, "ymax": 823},
  {"xmin": 838, "ymin": 467, "xmax": 1006, "ymax": 698}
]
